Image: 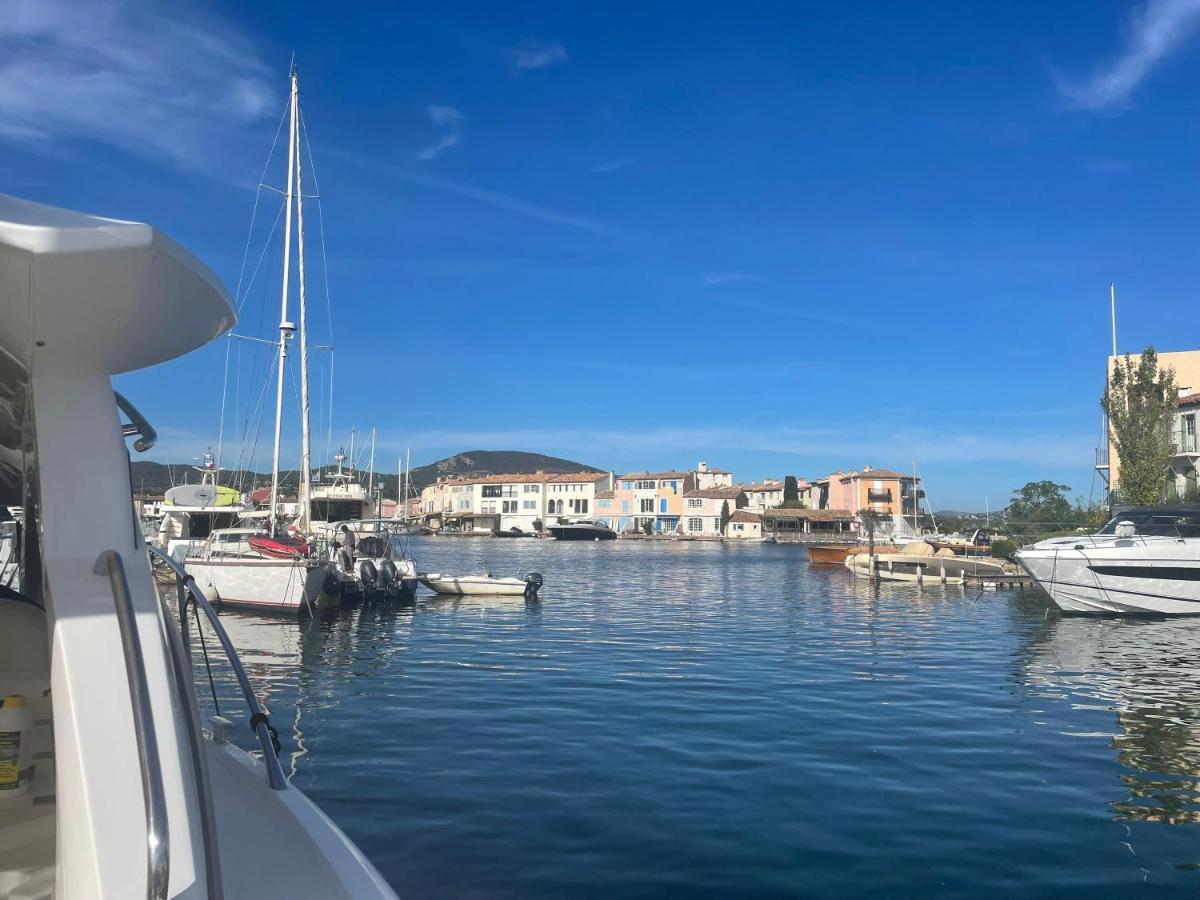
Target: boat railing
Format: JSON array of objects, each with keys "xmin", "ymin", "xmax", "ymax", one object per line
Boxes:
[
  {"xmin": 93, "ymin": 550, "xmax": 171, "ymax": 900},
  {"xmin": 148, "ymin": 545, "xmax": 290, "ymax": 791}
]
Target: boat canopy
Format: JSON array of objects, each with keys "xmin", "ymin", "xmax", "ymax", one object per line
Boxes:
[{"xmin": 0, "ymin": 193, "xmax": 235, "ymax": 375}]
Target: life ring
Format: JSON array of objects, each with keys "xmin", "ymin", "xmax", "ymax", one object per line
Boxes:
[{"xmin": 358, "ymin": 559, "xmax": 379, "ymax": 589}]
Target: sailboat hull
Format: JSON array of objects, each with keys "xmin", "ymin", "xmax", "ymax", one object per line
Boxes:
[{"xmin": 184, "ymin": 557, "xmax": 334, "ymax": 615}]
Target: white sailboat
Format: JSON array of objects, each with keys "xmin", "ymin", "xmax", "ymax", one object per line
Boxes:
[
  {"xmin": 0, "ymin": 191, "xmax": 395, "ymax": 896},
  {"xmin": 185, "ymin": 67, "xmax": 335, "ymax": 615}
]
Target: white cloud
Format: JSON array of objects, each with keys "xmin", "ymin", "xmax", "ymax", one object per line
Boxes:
[
  {"xmin": 511, "ymin": 41, "xmax": 569, "ymax": 70},
  {"xmin": 327, "ymin": 146, "xmax": 611, "ymax": 234},
  {"xmin": 1057, "ymin": 0, "xmax": 1200, "ymax": 111},
  {"xmin": 0, "ymin": 0, "xmax": 274, "ymax": 170},
  {"xmin": 415, "ymin": 104, "xmax": 463, "ymax": 162},
  {"xmin": 591, "ymin": 158, "xmax": 633, "ymax": 174},
  {"xmin": 702, "ymin": 273, "xmax": 764, "ymax": 286}
]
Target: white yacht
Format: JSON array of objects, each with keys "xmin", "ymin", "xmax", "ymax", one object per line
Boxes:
[
  {"xmin": 0, "ymin": 193, "xmax": 395, "ymax": 896},
  {"xmin": 1015, "ymin": 504, "xmax": 1200, "ymax": 615},
  {"xmin": 156, "ymin": 448, "xmax": 249, "ymax": 561}
]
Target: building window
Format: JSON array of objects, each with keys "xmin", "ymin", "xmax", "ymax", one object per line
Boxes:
[
  {"xmin": 688, "ymin": 517, "xmax": 703, "ymax": 532},
  {"xmin": 734, "ymin": 523, "xmax": 744, "ymax": 532},
  {"xmin": 640, "ymin": 498, "xmax": 654, "ymax": 513},
  {"xmin": 598, "ymin": 499, "xmax": 610, "ymax": 509},
  {"xmin": 635, "ymin": 480, "xmax": 655, "ymax": 490},
  {"xmin": 523, "ymin": 500, "xmax": 537, "ymax": 510},
  {"xmin": 622, "ymin": 500, "xmax": 630, "ymax": 513},
  {"xmin": 621, "ymin": 481, "xmax": 634, "ymax": 490},
  {"xmin": 524, "ymin": 484, "xmax": 540, "ymax": 493},
  {"xmin": 713, "ymin": 518, "xmax": 722, "ymax": 531},
  {"xmin": 482, "ymin": 501, "xmax": 497, "ymax": 513},
  {"xmin": 660, "ymin": 498, "xmax": 667, "ymax": 513},
  {"xmin": 687, "ymin": 498, "xmax": 703, "ymax": 509},
  {"xmin": 482, "ymin": 485, "xmax": 502, "ymax": 498},
  {"xmin": 502, "ymin": 501, "xmax": 518, "ymax": 513}
]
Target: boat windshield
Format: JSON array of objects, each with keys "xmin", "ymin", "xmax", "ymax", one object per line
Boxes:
[{"xmin": 1097, "ymin": 512, "xmax": 1200, "ymax": 537}]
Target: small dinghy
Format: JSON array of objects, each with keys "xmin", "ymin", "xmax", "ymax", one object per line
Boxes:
[
  {"xmin": 248, "ymin": 535, "xmax": 312, "ymax": 559},
  {"xmin": 420, "ymin": 572, "xmax": 543, "ymax": 598}
]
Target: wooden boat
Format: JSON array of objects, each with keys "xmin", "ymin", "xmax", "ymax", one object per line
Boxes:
[
  {"xmin": 420, "ymin": 572, "xmax": 543, "ymax": 598},
  {"xmin": 808, "ymin": 544, "xmax": 875, "ymax": 564}
]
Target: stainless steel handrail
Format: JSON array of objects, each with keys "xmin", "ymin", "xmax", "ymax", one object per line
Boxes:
[
  {"xmin": 93, "ymin": 550, "xmax": 170, "ymax": 900},
  {"xmin": 156, "ymin": 588, "xmax": 224, "ymax": 900},
  {"xmin": 113, "ymin": 391, "xmax": 157, "ymax": 452},
  {"xmin": 148, "ymin": 546, "xmax": 290, "ymax": 791}
]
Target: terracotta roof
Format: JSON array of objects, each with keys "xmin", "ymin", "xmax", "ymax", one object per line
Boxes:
[
  {"xmin": 546, "ymin": 472, "xmax": 609, "ymax": 483},
  {"xmin": 617, "ymin": 471, "xmax": 690, "ymax": 481},
  {"xmin": 1180, "ymin": 392, "xmax": 1200, "ymax": 408},
  {"xmin": 741, "ymin": 481, "xmax": 784, "ymax": 492},
  {"xmin": 833, "ymin": 468, "xmax": 915, "ymax": 482},
  {"xmin": 762, "ymin": 508, "xmax": 854, "ymax": 521},
  {"xmin": 684, "ymin": 487, "xmax": 746, "ymax": 500},
  {"xmin": 728, "ymin": 510, "xmax": 762, "ymax": 523},
  {"xmin": 698, "ymin": 467, "xmax": 731, "ymax": 474}
]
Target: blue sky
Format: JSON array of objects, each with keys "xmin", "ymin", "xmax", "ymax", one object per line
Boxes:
[{"xmin": 4, "ymin": 0, "xmax": 1200, "ymax": 509}]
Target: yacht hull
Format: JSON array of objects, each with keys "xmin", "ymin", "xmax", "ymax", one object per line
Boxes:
[{"xmin": 1015, "ymin": 542, "xmax": 1200, "ymax": 615}]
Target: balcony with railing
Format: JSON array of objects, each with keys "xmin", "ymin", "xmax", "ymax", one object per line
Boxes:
[
  {"xmin": 866, "ymin": 489, "xmax": 893, "ymax": 504},
  {"xmin": 1173, "ymin": 429, "xmax": 1199, "ymax": 455}
]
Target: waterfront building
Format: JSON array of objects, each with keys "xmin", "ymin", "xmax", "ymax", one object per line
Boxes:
[
  {"xmin": 1099, "ymin": 348, "xmax": 1200, "ymax": 503},
  {"xmin": 1169, "ymin": 392, "xmax": 1200, "ymax": 500},
  {"xmin": 421, "ymin": 471, "xmax": 613, "ymax": 532},
  {"xmin": 693, "ymin": 461, "xmax": 734, "ymax": 490},
  {"xmin": 605, "ymin": 470, "xmax": 696, "ymax": 533},
  {"xmin": 681, "ymin": 487, "xmax": 747, "ymax": 536},
  {"xmin": 740, "ymin": 478, "xmax": 812, "ymax": 511},
  {"xmin": 762, "ymin": 508, "xmax": 855, "ymax": 541},
  {"xmin": 725, "ymin": 509, "xmax": 764, "ymax": 540},
  {"xmin": 814, "ymin": 466, "xmax": 923, "ymax": 530}
]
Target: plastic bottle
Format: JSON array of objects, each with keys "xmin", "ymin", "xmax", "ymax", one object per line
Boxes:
[{"xmin": 0, "ymin": 694, "xmax": 33, "ymax": 798}]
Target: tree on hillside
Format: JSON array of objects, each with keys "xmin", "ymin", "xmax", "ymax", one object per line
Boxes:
[
  {"xmin": 1102, "ymin": 347, "xmax": 1178, "ymax": 507},
  {"xmin": 720, "ymin": 500, "xmax": 731, "ymax": 533},
  {"xmin": 1007, "ymin": 481, "xmax": 1073, "ymax": 526},
  {"xmin": 781, "ymin": 475, "xmax": 804, "ymax": 509}
]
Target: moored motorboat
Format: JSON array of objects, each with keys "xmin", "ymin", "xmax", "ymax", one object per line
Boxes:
[
  {"xmin": 1015, "ymin": 504, "xmax": 1200, "ymax": 615},
  {"xmin": 492, "ymin": 526, "xmax": 535, "ymax": 538},
  {"xmin": 548, "ymin": 518, "xmax": 617, "ymax": 541},
  {"xmin": 808, "ymin": 543, "xmax": 879, "ymax": 564},
  {"xmin": 420, "ymin": 572, "xmax": 544, "ymax": 598}
]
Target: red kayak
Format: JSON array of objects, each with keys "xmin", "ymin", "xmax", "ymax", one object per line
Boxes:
[{"xmin": 249, "ymin": 535, "xmax": 312, "ymax": 559}]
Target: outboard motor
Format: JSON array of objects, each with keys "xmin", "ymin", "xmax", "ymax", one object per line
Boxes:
[
  {"xmin": 358, "ymin": 558, "xmax": 379, "ymax": 592},
  {"xmin": 523, "ymin": 571, "xmax": 543, "ymax": 599},
  {"xmin": 379, "ymin": 558, "xmax": 398, "ymax": 588}
]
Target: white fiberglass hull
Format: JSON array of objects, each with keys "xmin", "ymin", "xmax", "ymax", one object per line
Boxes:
[
  {"xmin": 184, "ymin": 557, "xmax": 331, "ymax": 614},
  {"xmin": 421, "ymin": 574, "xmax": 530, "ymax": 596},
  {"xmin": 1015, "ymin": 536, "xmax": 1200, "ymax": 615}
]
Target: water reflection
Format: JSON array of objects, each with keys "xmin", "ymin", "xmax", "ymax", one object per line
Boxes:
[{"xmin": 1024, "ymin": 616, "xmax": 1200, "ymax": 824}]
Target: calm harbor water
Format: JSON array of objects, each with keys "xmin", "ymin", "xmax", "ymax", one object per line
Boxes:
[{"xmin": 198, "ymin": 539, "xmax": 1200, "ymax": 898}]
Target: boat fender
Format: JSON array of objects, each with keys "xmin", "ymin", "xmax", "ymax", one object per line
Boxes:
[
  {"xmin": 379, "ymin": 559, "xmax": 398, "ymax": 586},
  {"xmin": 337, "ymin": 547, "xmax": 355, "ymax": 575},
  {"xmin": 358, "ymin": 559, "xmax": 379, "ymax": 589},
  {"xmin": 524, "ymin": 571, "xmax": 544, "ymax": 599}
]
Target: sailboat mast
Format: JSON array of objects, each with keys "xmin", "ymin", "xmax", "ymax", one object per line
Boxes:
[
  {"xmin": 268, "ymin": 67, "xmax": 300, "ymax": 531},
  {"xmin": 295, "ymin": 69, "xmax": 313, "ymax": 534},
  {"xmin": 404, "ymin": 447, "xmax": 411, "ymax": 523},
  {"xmin": 368, "ymin": 427, "xmax": 376, "ymax": 510}
]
